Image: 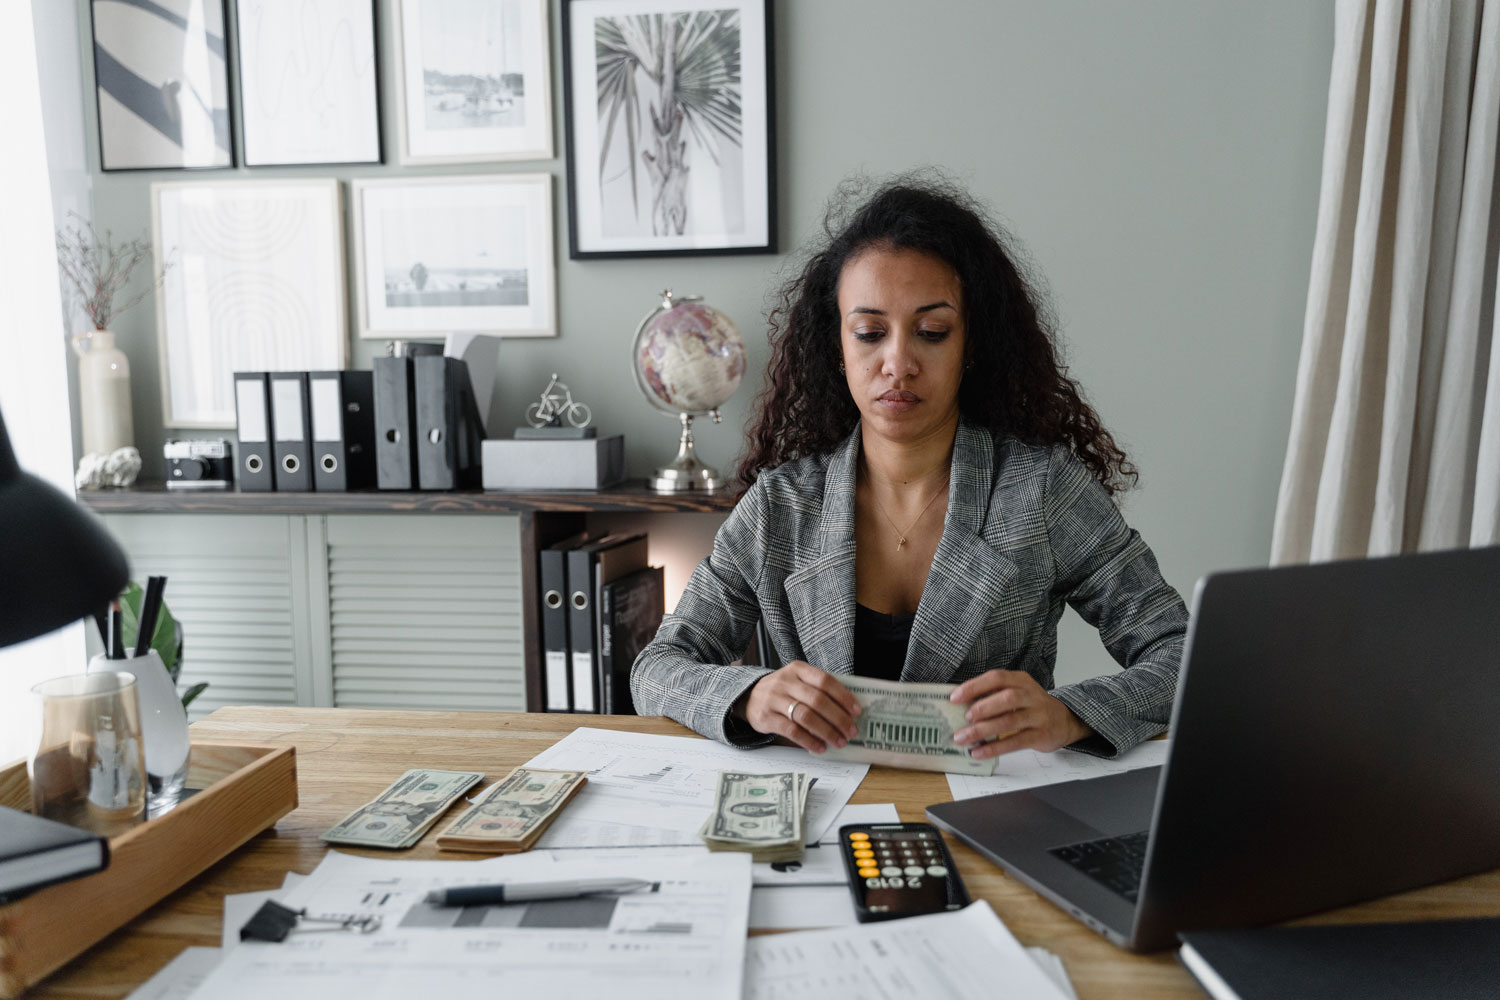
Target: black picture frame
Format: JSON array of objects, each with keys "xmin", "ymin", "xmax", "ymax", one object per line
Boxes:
[
  {"xmin": 89, "ymin": 0, "xmax": 236, "ymax": 172},
  {"xmin": 561, "ymin": 0, "xmax": 777, "ymax": 259},
  {"xmin": 233, "ymin": 0, "xmax": 385, "ymax": 167}
]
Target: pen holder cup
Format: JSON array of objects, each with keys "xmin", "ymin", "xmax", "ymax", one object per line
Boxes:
[{"xmin": 89, "ymin": 650, "xmax": 190, "ymax": 816}]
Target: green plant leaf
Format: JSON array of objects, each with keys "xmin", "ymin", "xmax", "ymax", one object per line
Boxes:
[{"xmin": 180, "ymin": 682, "xmax": 209, "ymax": 711}]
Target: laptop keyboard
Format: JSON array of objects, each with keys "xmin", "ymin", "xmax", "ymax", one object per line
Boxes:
[{"xmin": 1048, "ymin": 830, "xmax": 1149, "ymax": 903}]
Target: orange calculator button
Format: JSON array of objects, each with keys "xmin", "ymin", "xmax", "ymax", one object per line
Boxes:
[
  {"xmin": 848, "ymin": 832, "xmax": 869, "ymax": 841},
  {"xmin": 853, "ymin": 849, "xmax": 874, "ymax": 859},
  {"xmin": 857, "ymin": 867, "xmax": 880, "ymax": 878}
]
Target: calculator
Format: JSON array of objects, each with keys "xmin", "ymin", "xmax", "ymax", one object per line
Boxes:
[{"xmin": 839, "ymin": 822, "xmax": 970, "ymax": 922}]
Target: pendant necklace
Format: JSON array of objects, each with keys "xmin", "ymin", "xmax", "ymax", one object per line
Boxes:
[{"xmin": 869, "ymin": 481, "xmax": 947, "ymax": 552}]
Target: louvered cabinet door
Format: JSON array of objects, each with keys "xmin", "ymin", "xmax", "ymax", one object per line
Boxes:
[
  {"xmin": 99, "ymin": 515, "xmax": 309, "ymax": 721},
  {"xmin": 321, "ymin": 515, "xmax": 525, "ymax": 711}
]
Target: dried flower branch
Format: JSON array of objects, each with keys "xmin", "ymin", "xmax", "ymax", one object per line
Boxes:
[{"xmin": 55, "ymin": 212, "xmax": 170, "ymax": 332}]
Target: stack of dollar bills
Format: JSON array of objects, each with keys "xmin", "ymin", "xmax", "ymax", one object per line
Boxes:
[
  {"xmin": 435, "ymin": 767, "xmax": 588, "ymax": 854},
  {"xmin": 698, "ymin": 770, "xmax": 810, "ymax": 863},
  {"xmin": 321, "ymin": 769, "xmax": 484, "ymax": 849}
]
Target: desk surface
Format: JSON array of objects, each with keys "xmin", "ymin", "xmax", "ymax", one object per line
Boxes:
[{"xmin": 28, "ymin": 707, "xmax": 1500, "ymax": 999}]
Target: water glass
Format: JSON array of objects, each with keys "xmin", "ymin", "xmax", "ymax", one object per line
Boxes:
[{"xmin": 29, "ymin": 672, "xmax": 147, "ymax": 837}]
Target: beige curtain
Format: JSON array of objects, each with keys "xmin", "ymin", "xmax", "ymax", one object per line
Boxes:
[
  {"xmin": 1272, "ymin": 0, "xmax": 1500, "ymax": 564},
  {"xmin": 0, "ymin": 0, "xmax": 88, "ymax": 763}
]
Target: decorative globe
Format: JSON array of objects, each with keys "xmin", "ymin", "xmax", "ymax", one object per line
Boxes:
[
  {"xmin": 633, "ymin": 293, "xmax": 747, "ymax": 416},
  {"xmin": 631, "ymin": 290, "xmax": 747, "ymax": 493}
]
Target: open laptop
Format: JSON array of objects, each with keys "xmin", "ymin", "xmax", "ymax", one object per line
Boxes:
[{"xmin": 926, "ymin": 545, "xmax": 1500, "ymax": 952}]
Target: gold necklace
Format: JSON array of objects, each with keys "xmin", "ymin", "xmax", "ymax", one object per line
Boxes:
[{"xmin": 868, "ymin": 481, "xmax": 947, "ymax": 552}]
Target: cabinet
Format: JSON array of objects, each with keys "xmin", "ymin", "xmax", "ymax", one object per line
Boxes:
[{"xmin": 86, "ymin": 485, "xmax": 736, "ymax": 715}]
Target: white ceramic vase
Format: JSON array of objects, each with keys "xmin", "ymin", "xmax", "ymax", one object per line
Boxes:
[
  {"xmin": 90, "ymin": 650, "xmax": 190, "ymax": 815},
  {"xmin": 71, "ymin": 329, "xmax": 134, "ymax": 456}
]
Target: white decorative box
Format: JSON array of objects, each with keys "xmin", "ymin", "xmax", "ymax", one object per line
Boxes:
[{"xmin": 482, "ymin": 435, "xmax": 626, "ymax": 491}]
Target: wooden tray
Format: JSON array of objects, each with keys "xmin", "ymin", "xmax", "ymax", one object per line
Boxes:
[{"xmin": 0, "ymin": 742, "xmax": 297, "ymax": 998}]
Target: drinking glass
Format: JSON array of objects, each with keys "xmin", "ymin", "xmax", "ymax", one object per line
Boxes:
[{"xmin": 29, "ymin": 672, "xmax": 147, "ymax": 837}]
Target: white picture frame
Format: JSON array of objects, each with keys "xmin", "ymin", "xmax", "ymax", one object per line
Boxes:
[
  {"xmin": 152, "ymin": 179, "xmax": 348, "ymax": 428},
  {"xmin": 91, "ymin": 0, "xmax": 233, "ymax": 170},
  {"xmin": 235, "ymin": 0, "xmax": 383, "ymax": 166},
  {"xmin": 394, "ymin": 0, "xmax": 553, "ymax": 164},
  {"xmin": 352, "ymin": 174, "xmax": 556, "ymax": 339},
  {"xmin": 562, "ymin": 0, "xmax": 775, "ymax": 258}
]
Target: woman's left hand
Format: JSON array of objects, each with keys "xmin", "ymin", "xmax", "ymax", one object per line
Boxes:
[{"xmin": 949, "ymin": 669, "xmax": 1093, "ymax": 759}]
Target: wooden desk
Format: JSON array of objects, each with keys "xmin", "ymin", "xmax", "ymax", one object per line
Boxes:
[{"xmin": 25, "ymin": 707, "xmax": 1500, "ymax": 999}]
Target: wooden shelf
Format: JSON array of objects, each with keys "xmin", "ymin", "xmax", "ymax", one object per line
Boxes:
[
  {"xmin": 78, "ymin": 480, "xmax": 741, "ymax": 515},
  {"xmin": 83, "ymin": 482, "xmax": 739, "ymax": 715}
]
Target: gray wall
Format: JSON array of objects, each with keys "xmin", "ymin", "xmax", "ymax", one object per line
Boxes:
[{"xmin": 68, "ymin": 0, "xmax": 1333, "ymax": 683}]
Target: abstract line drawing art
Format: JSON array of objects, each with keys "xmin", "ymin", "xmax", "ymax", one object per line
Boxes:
[
  {"xmin": 91, "ymin": 0, "xmax": 234, "ymax": 170},
  {"xmin": 152, "ymin": 180, "xmax": 348, "ymax": 427},
  {"xmin": 236, "ymin": 0, "xmax": 382, "ymax": 166},
  {"xmin": 563, "ymin": 0, "xmax": 775, "ymax": 258}
]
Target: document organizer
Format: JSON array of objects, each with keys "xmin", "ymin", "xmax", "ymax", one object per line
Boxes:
[{"xmin": 0, "ymin": 742, "xmax": 297, "ymax": 998}]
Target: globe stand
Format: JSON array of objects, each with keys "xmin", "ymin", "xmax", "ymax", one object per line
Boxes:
[{"xmin": 650, "ymin": 411, "xmax": 725, "ymax": 493}]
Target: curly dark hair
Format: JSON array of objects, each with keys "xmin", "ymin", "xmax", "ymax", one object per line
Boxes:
[{"xmin": 738, "ymin": 175, "xmax": 1137, "ymax": 495}]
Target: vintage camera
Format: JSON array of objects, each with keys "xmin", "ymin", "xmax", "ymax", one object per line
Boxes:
[{"xmin": 164, "ymin": 439, "xmax": 234, "ymax": 489}]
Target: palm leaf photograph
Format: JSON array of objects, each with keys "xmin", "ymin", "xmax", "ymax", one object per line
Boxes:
[{"xmin": 563, "ymin": 0, "xmax": 774, "ymax": 258}]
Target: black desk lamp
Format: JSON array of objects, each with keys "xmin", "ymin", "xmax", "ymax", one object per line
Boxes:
[{"xmin": 0, "ymin": 404, "xmax": 130, "ymax": 648}]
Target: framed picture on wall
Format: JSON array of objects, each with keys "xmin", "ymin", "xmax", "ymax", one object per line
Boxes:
[
  {"xmin": 235, "ymin": 0, "xmax": 383, "ymax": 166},
  {"xmin": 90, "ymin": 0, "xmax": 234, "ymax": 170},
  {"xmin": 351, "ymin": 174, "xmax": 556, "ymax": 339},
  {"xmin": 394, "ymin": 0, "xmax": 553, "ymax": 164},
  {"xmin": 152, "ymin": 179, "xmax": 348, "ymax": 428},
  {"xmin": 561, "ymin": 0, "xmax": 776, "ymax": 259}
]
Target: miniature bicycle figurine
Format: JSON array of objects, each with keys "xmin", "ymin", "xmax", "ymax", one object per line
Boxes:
[{"xmin": 525, "ymin": 373, "xmax": 592, "ymax": 428}]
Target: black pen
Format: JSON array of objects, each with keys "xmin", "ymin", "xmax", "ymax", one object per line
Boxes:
[
  {"xmin": 110, "ymin": 605, "xmax": 124, "ymax": 660},
  {"xmin": 424, "ymin": 878, "xmax": 655, "ymax": 907},
  {"xmin": 135, "ymin": 576, "xmax": 166, "ymax": 658}
]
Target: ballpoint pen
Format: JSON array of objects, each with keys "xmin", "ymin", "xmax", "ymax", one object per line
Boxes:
[{"xmin": 423, "ymin": 877, "xmax": 656, "ymax": 907}]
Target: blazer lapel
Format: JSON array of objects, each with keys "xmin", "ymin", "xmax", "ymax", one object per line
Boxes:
[
  {"xmin": 903, "ymin": 420, "xmax": 1017, "ymax": 684},
  {"xmin": 783, "ymin": 426, "xmax": 860, "ymax": 675}
]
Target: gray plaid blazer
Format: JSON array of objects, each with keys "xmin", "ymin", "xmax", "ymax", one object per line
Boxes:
[{"xmin": 630, "ymin": 418, "xmax": 1188, "ymax": 757}]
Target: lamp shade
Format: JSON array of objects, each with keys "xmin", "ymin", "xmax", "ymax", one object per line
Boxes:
[{"xmin": 0, "ymin": 404, "xmax": 130, "ymax": 648}]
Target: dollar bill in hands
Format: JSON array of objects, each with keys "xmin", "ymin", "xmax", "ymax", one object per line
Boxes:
[
  {"xmin": 321, "ymin": 769, "xmax": 484, "ymax": 849},
  {"xmin": 435, "ymin": 767, "xmax": 588, "ymax": 854},
  {"xmin": 699, "ymin": 770, "xmax": 810, "ymax": 863},
  {"xmin": 820, "ymin": 675, "xmax": 999, "ymax": 775}
]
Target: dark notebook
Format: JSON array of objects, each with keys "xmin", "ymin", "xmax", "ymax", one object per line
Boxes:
[
  {"xmin": 0, "ymin": 805, "xmax": 110, "ymax": 901},
  {"xmin": 1178, "ymin": 918, "xmax": 1500, "ymax": 1000},
  {"xmin": 598, "ymin": 565, "xmax": 665, "ymax": 715}
]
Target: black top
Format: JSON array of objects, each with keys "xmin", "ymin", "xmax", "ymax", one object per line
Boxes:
[{"xmin": 853, "ymin": 602, "xmax": 916, "ymax": 681}]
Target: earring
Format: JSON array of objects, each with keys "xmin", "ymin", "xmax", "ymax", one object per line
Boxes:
[{"xmin": 838, "ymin": 361, "xmax": 846, "ymax": 374}]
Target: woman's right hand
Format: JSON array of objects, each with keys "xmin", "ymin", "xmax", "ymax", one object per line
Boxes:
[{"xmin": 742, "ymin": 661, "xmax": 862, "ymax": 754}]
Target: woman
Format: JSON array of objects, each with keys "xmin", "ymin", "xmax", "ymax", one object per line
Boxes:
[{"xmin": 630, "ymin": 178, "xmax": 1187, "ymax": 761}]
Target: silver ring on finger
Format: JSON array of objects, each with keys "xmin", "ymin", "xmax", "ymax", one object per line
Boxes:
[{"xmin": 786, "ymin": 699, "xmax": 800, "ymax": 722}]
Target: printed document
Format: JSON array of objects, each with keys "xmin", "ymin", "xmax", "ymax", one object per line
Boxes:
[
  {"xmin": 542, "ymin": 803, "xmax": 900, "ymax": 930},
  {"xmin": 521, "ymin": 727, "xmax": 869, "ymax": 848},
  {"xmin": 945, "ymin": 740, "xmax": 1170, "ymax": 800},
  {"xmin": 742, "ymin": 900, "xmax": 1069, "ymax": 999},
  {"xmin": 182, "ymin": 850, "xmax": 751, "ymax": 1000}
]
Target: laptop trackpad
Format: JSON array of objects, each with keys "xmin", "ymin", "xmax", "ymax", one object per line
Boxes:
[{"xmin": 1031, "ymin": 766, "xmax": 1161, "ymax": 834}]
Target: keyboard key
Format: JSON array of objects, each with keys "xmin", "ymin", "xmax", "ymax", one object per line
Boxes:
[{"xmin": 1047, "ymin": 831, "xmax": 1150, "ymax": 902}]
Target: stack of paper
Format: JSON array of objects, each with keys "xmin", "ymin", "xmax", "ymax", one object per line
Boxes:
[
  {"xmin": 946, "ymin": 740, "xmax": 1171, "ymax": 800},
  {"xmin": 743, "ymin": 901, "xmax": 1072, "ymax": 1000},
  {"xmin": 179, "ymin": 850, "xmax": 753, "ymax": 1000},
  {"xmin": 520, "ymin": 728, "xmax": 869, "ymax": 848}
]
